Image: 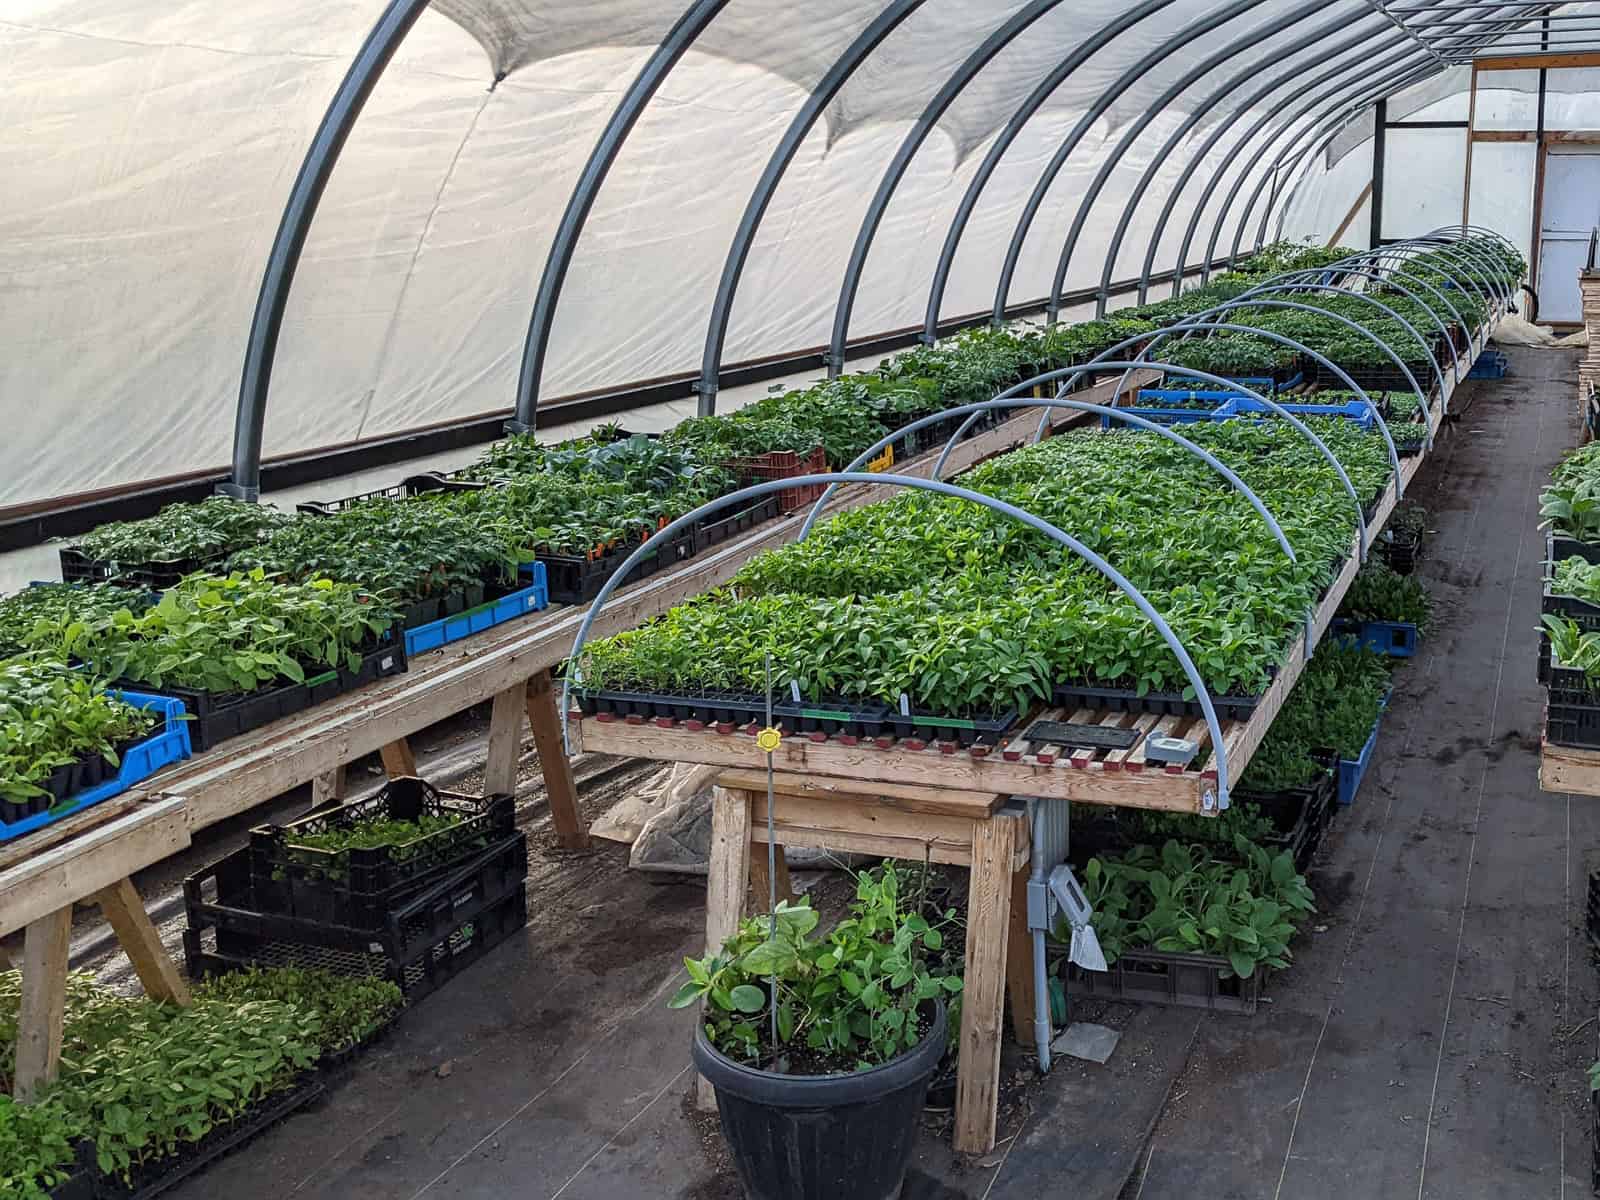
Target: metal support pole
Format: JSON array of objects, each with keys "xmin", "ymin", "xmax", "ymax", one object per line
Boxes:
[
  {"xmin": 225, "ymin": 0, "xmax": 434, "ymax": 500},
  {"xmin": 511, "ymin": 0, "xmax": 730, "ymax": 435},
  {"xmin": 1371, "ymin": 98, "xmax": 1389, "ymax": 247},
  {"xmin": 695, "ymin": 0, "xmax": 925, "ymax": 413}
]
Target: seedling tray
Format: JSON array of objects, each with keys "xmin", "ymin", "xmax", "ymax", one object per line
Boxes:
[
  {"xmin": 1542, "ymin": 532, "xmax": 1600, "ymax": 635},
  {"xmin": 185, "ymin": 834, "xmax": 529, "ymax": 1003},
  {"xmin": 1331, "ymin": 617, "xmax": 1419, "ymax": 658},
  {"xmin": 1233, "ymin": 756, "xmax": 1337, "ymax": 872},
  {"xmin": 248, "ymin": 778, "xmax": 516, "ymax": 928},
  {"xmin": 1050, "ymin": 680, "xmax": 1261, "ymax": 724},
  {"xmin": 403, "ymin": 565, "xmax": 549, "ymax": 656},
  {"xmin": 1312, "ymin": 360, "xmax": 1435, "ymax": 394},
  {"xmin": 123, "ymin": 634, "xmax": 405, "ymax": 753},
  {"xmin": 1467, "ymin": 349, "xmax": 1508, "ymax": 379},
  {"xmin": 45, "ymin": 1141, "xmax": 97, "ymax": 1200},
  {"xmin": 538, "ymin": 528, "xmax": 697, "ymax": 607},
  {"xmin": 57, "ymin": 546, "xmax": 219, "ymax": 592},
  {"xmin": 887, "ymin": 707, "xmax": 1018, "ymax": 748},
  {"xmin": 0, "ymin": 691, "xmax": 191, "ymax": 843},
  {"xmin": 1331, "ymin": 691, "xmax": 1388, "ymax": 806},
  {"xmin": 574, "ymin": 686, "xmax": 894, "ymax": 738},
  {"xmin": 97, "ymin": 1074, "xmax": 326, "ymax": 1200},
  {"xmin": 1063, "ymin": 947, "xmax": 1261, "ymax": 1015},
  {"xmin": 695, "ymin": 496, "xmax": 783, "ymax": 551}
]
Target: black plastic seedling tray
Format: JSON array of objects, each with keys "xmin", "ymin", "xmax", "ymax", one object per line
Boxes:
[{"xmin": 1050, "ymin": 680, "xmax": 1262, "ymax": 724}]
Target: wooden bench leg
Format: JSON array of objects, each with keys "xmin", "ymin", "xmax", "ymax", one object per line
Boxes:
[
  {"xmin": 954, "ymin": 808, "xmax": 1022, "ymax": 1155},
  {"xmin": 698, "ymin": 787, "xmax": 752, "ymax": 1111},
  {"xmin": 15, "ymin": 906, "xmax": 71, "ymax": 1101},
  {"xmin": 526, "ymin": 671, "xmax": 589, "ymax": 850},
  {"xmin": 379, "ymin": 739, "xmax": 417, "ymax": 778},
  {"xmin": 311, "ymin": 764, "xmax": 346, "ymax": 809},
  {"xmin": 748, "ymin": 841, "xmax": 794, "ymax": 912},
  {"xmin": 1006, "ymin": 861, "xmax": 1037, "ymax": 1046},
  {"xmin": 485, "ymin": 684, "xmax": 525, "ymax": 796},
  {"xmin": 95, "ymin": 878, "xmax": 190, "ymax": 1007}
]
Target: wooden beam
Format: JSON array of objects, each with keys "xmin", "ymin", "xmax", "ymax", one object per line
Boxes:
[
  {"xmin": 1463, "ymin": 63, "xmax": 1478, "ymax": 228},
  {"xmin": 699, "ymin": 787, "xmax": 753, "ymax": 1111},
  {"xmin": 1471, "ymin": 130, "xmax": 1537, "ymax": 143},
  {"xmin": 14, "ymin": 907, "xmax": 71, "ymax": 1100},
  {"xmin": 0, "ymin": 800, "xmax": 189, "ymax": 938},
  {"xmin": 93, "ymin": 878, "xmax": 190, "ymax": 1006},
  {"xmin": 526, "ymin": 671, "xmax": 589, "ymax": 850},
  {"xmin": 483, "ymin": 684, "xmax": 525, "ymax": 797},
  {"xmin": 715, "ymin": 770, "xmax": 1003, "ymax": 818},
  {"xmin": 1547, "ymin": 131, "xmax": 1600, "ymax": 144},
  {"xmin": 0, "ymin": 796, "xmax": 141, "ymax": 875},
  {"xmin": 1006, "ymin": 862, "xmax": 1036, "ymax": 1046},
  {"xmin": 1328, "ymin": 180, "xmax": 1373, "ymax": 248},
  {"xmin": 1476, "ymin": 52, "xmax": 1600, "ymax": 71},
  {"xmin": 310, "ymin": 764, "xmax": 346, "ymax": 809},
  {"xmin": 954, "ymin": 807, "xmax": 1022, "ymax": 1155},
  {"xmin": 747, "ymin": 841, "xmax": 794, "ymax": 912},
  {"xmin": 379, "ymin": 739, "xmax": 417, "ymax": 778}
]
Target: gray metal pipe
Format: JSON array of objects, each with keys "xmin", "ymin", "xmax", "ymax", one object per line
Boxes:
[
  {"xmin": 694, "ymin": 0, "xmax": 926, "ymax": 415},
  {"xmin": 511, "ymin": 0, "xmax": 731, "ymax": 434}
]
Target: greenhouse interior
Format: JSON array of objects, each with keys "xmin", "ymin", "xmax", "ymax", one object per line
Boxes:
[{"xmin": 11, "ymin": 1, "xmax": 1600, "ymax": 1197}]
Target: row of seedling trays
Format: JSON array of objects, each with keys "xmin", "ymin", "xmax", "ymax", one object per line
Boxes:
[{"xmin": 43, "ymin": 779, "xmax": 531, "ymax": 1198}]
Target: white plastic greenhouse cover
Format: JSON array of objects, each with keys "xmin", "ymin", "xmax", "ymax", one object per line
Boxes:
[{"xmin": 0, "ymin": 1, "xmax": 1585, "ymax": 507}]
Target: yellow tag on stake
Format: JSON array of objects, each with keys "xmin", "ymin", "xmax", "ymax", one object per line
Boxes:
[{"xmin": 755, "ymin": 727, "xmax": 782, "ymax": 753}]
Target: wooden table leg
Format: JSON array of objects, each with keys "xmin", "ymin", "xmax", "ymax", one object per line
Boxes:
[
  {"xmin": 95, "ymin": 878, "xmax": 191, "ymax": 1006},
  {"xmin": 379, "ymin": 739, "xmax": 417, "ymax": 778},
  {"xmin": 698, "ymin": 787, "xmax": 752, "ymax": 1111},
  {"xmin": 526, "ymin": 671, "xmax": 590, "ymax": 850},
  {"xmin": 747, "ymin": 841, "xmax": 794, "ymax": 912},
  {"xmin": 15, "ymin": 906, "xmax": 71, "ymax": 1101},
  {"xmin": 484, "ymin": 683, "xmax": 526, "ymax": 797},
  {"xmin": 1006, "ymin": 861, "xmax": 1037, "ymax": 1046},
  {"xmin": 311, "ymin": 764, "xmax": 346, "ymax": 809},
  {"xmin": 954, "ymin": 808, "xmax": 1022, "ymax": 1155}
]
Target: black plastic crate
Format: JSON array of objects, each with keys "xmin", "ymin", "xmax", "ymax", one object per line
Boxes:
[
  {"xmin": 1548, "ymin": 685, "xmax": 1600, "ymax": 750},
  {"xmin": 1063, "ymin": 947, "xmax": 1262, "ymax": 1014},
  {"xmin": 695, "ymin": 496, "xmax": 782, "ymax": 551},
  {"xmin": 1233, "ymin": 757, "xmax": 1337, "ymax": 874},
  {"xmin": 1543, "ymin": 532, "xmax": 1600, "ymax": 634},
  {"xmin": 1380, "ymin": 525, "xmax": 1421, "ymax": 575},
  {"xmin": 1585, "ymin": 869, "xmax": 1600, "ymax": 953},
  {"xmin": 57, "ymin": 546, "xmax": 218, "ymax": 592},
  {"xmin": 1051, "ymin": 680, "xmax": 1261, "ymax": 724},
  {"xmin": 539, "ymin": 528, "xmax": 697, "ymax": 606},
  {"xmin": 248, "ymin": 780, "xmax": 517, "ymax": 928},
  {"xmin": 184, "ymin": 834, "xmax": 528, "ymax": 1003},
  {"xmin": 97, "ymin": 1075, "xmax": 325, "ymax": 1200},
  {"xmin": 1312, "ymin": 359, "xmax": 1436, "ymax": 394},
  {"xmin": 130, "ymin": 633, "xmax": 405, "ymax": 752}
]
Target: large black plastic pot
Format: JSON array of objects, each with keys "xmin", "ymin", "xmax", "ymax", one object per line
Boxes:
[{"xmin": 692, "ymin": 1000, "xmax": 946, "ymax": 1200}]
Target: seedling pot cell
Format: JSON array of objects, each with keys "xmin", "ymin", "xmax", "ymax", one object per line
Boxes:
[{"xmin": 691, "ymin": 1000, "xmax": 946, "ymax": 1200}]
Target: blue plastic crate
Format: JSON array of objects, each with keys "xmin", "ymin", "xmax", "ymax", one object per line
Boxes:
[
  {"xmin": 1331, "ymin": 617, "xmax": 1419, "ymax": 658},
  {"xmin": 0, "ymin": 691, "xmax": 192, "ymax": 843},
  {"xmin": 402, "ymin": 563, "xmax": 550, "ymax": 656},
  {"xmin": 1335, "ymin": 690, "xmax": 1390, "ymax": 807},
  {"xmin": 1467, "ymin": 350, "xmax": 1507, "ymax": 380}
]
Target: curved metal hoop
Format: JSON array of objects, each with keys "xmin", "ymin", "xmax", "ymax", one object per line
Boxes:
[{"xmin": 561, "ymin": 471, "xmax": 1236, "ymax": 808}]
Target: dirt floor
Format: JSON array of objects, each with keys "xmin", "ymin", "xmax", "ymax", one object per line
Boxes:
[{"xmin": 65, "ymin": 342, "xmax": 1594, "ymax": 1199}]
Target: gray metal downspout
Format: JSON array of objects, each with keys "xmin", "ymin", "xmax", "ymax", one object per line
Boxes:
[
  {"xmin": 1173, "ymin": 55, "xmax": 1434, "ymax": 296},
  {"xmin": 824, "ymin": 0, "xmax": 1069, "ymax": 380},
  {"xmin": 693, "ymin": 0, "xmax": 926, "ymax": 415},
  {"xmin": 991, "ymin": 0, "xmax": 1271, "ymax": 328},
  {"xmin": 1050, "ymin": 1, "xmax": 1346, "ymax": 320},
  {"xmin": 921, "ymin": 1, "xmax": 1175, "ymax": 344},
  {"xmin": 1130, "ymin": 34, "xmax": 1418, "ymax": 306},
  {"xmin": 224, "ymin": 0, "xmax": 434, "ymax": 501},
  {"xmin": 510, "ymin": 0, "xmax": 730, "ymax": 435}
]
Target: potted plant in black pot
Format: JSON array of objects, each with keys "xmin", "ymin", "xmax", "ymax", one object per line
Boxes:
[{"xmin": 670, "ymin": 865, "xmax": 963, "ymax": 1200}]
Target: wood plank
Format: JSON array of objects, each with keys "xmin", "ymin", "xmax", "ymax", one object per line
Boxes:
[
  {"xmin": 1006, "ymin": 862, "xmax": 1036, "ymax": 1046},
  {"xmin": 379, "ymin": 739, "xmax": 417, "ymax": 777},
  {"xmin": 1470, "ymin": 129, "xmax": 1537, "ymax": 143},
  {"xmin": 1104, "ymin": 713, "xmax": 1161, "ymax": 769},
  {"xmin": 1476, "ymin": 52, "xmax": 1600, "ymax": 71},
  {"xmin": 526, "ymin": 670, "xmax": 589, "ymax": 850},
  {"xmin": 583, "ymin": 720, "xmax": 1209, "ymax": 811},
  {"xmin": 751, "ymin": 821, "xmax": 973, "ymax": 867},
  {"xmin": 310, "ymin": 764, "xmax": 346, "ymax": 809},
  {"xmin": 0, "ymin": 800, "xmax": 190, "ymax": 938},
  {"xmin": 14, "ymin": 906, "xmax": 71, "ymax": 1100},
  {"xmin": 715, "ymin": 770, "xmax": 1003, "ymax": 818},
  {"xmin": 1540, "ymin": 738, "xmax": 1600, "ymax": 796},
  {"xmin": 699, "ymin": 787, "xmax": 754, "ymax": 1110},
  {"xmin": 763, "ymin": 791, "xmax": 976, "ymax": 857},
  {"xmin": 954, "ymin": 807, "xmax": 1022, "ymax": 1155},
  {"xmin": 747, "ymin": 841, "xmax": 794, "ymax": 912},
  {"xmin": 483, "ymin": 684, "xmax": 525, "ymax": 797},
  {"xmin": 1328, "ymin": 179, "xmax": 1374, "ymax": 247},
  {"xmin": 94, "ymin": 877, "xmax": 191, "ymax": 1005},
  {"xmin": 0, "ymin": 795, "xmax": 141, "ymax": 875}
]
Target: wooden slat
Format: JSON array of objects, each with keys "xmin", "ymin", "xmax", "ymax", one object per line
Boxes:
[
  {"xmin": 94, "ymin": 878, "xmax": 191, "ymax": 1005},
  {"xmin": 526, "ymin": 671, "xmax": 589, "ymax": 849},
  {"xmin": 698, "ymin": 787, "xmax": 754, "ymax": 1111},
  {"xmin": 0, "ymin": 796, "xmax": 141, "ymax": 875},
  {"xmin": 483, "ymin": 684, "xmax": 525, "ymax": 797},
  {"xmin": 714, "ymin": 770, "xmax": 1003, "ymax": 818},
  {"xmin": 1541, "ymin": 738, "xmax": 1600, "ymax": 796},
  {"xmin": 14, "ymin": 906, "xmax": 71, "ymax": 1100},
  {"xmin": 379, "ymin": 739, "xmax": 417, "ymax": 777},
  {"xmin": 752, "ymin": 821, "xmax": 973, "ymax": 867},
  {"xmin": 747, "ymin": 842, "xmax": 794, "ymax": 911},
  {"xmin": 1104, "ymin": 713, "xmax": 1161, "ymax": 769},
  {"xmin": 0, "ymin": 800, "xmax": 189, "ymax": 938},
  {"xmin": 759, "ymin": 791, "xmax": 977, "ymax": 859}
]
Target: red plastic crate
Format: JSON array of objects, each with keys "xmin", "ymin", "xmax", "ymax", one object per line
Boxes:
[{"xmin": 726, "ymin": 446, "xmax": 829, "ymax": 512}]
